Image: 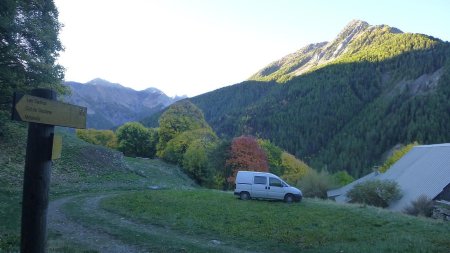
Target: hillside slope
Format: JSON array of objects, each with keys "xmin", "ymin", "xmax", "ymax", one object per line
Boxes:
[
  {"xmin": 0, "ymin": 114, "xmax": 196, "ymax": 251},
  {"xmin": 189, "ymin": 20, "xmax": 450, "ymax": 176}
]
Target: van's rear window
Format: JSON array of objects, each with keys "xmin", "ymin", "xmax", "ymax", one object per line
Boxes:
[{"xmin": 254, "ymin": 176, "xmax": 267, "ymax": 184}]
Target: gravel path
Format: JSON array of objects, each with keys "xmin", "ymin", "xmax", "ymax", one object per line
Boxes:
[{"xmin": 47, "ymin": 192, "xmax": 260, "ymax": 253}]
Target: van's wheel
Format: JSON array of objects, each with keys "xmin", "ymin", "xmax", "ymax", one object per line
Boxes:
[
  {"xmin": 284, "ymin": 194, "xmax": 294, "ymax": 203},
  {"xmin": 240, "ymin": 192, "xmax": 250, "ymax": 200}
]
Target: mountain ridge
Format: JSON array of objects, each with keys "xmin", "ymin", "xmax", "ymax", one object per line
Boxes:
[
  {"xmin": 249, "ymin": 20, "xmax": 408, "ymax": 82},
  {"xmin": 64, "ymin": 78, "xmax": 184, "ymax": 129},
  {"xmin": 187, "ymin": 20, "xmax": 450, "ymax": 176}
]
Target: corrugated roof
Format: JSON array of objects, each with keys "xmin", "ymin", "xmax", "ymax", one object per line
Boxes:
[
  {"xmin": 327, "ymin": 143, "xmax": 450, "ymax": 211},
  {"xmin": 379, "ymin": 144, "xmax": 450, "ymax": 211}
]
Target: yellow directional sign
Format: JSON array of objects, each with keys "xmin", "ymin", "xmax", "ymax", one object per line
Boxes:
[
  {"xmin": 51, "ymin": 134, "xmax": 63, "ymax": 160},
  {"xmin": 12, "ymin": 93, "xmax": 87, "ymax": 129}
]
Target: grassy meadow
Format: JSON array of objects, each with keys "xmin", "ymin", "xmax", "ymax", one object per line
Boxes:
[{"xmin": 102, "ymin": 190, "xmax": 450, "ymax": 253}]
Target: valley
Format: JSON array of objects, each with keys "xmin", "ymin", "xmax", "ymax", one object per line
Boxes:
[
  {"xmin": 1, "ymin": 117, "xmax": 449, "ymax": 252},
  {"xmin": 1, "ymin": 10, "xmax": 450, "ymax": 252}
]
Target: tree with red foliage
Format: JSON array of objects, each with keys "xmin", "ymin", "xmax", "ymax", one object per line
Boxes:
[{"xmin": 226, "ymin": 136, "xmax": 269, "ymax": 183}]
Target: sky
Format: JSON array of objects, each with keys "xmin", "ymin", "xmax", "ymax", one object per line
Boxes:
[{"xmin": 54, "ymin": 0, "xmax": 450, "ymax": 97}]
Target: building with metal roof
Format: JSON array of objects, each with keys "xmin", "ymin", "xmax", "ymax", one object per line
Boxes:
[{"xmin": 327, "ymin": 143, "xmax": 450, "ymax": 211}]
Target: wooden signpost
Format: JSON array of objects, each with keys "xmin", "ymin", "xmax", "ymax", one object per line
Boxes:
[
  {"xmin": 11, "ymin": 88, "xmax": 86, "ymax": 253},
  {"xmin": 12, "ymin": 93, "xmax": 87, "ymax": 128}
]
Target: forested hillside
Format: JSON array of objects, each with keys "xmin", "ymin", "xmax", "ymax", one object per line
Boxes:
[{"xmin": 188, "ymin": 21, "xmax": 450, "ymax": 177}]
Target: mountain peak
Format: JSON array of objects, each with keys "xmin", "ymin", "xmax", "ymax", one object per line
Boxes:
[
  {"xmin": 87, "ymin": 78, "xmax": 124, "ymax": 88},
  {"xmin": 142, "ymin": 87, "xmax": 163, "ymax": 94},
  {"xmin": 249, "ymin": 20, "xmax": 419, "ymax": 82},
  {"xmin": 343, "ymin": 19, "xmax": 369, "ymax": 30},
  {"xmin": 65, "ymin": 79, "xmax": 180, "ymax": 129},
  {"xmin": 336, "ymin": 20, "xmax": 369, "ymax": 41}
]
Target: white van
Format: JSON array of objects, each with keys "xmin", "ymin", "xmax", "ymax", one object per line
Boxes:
[{"xmin": 234, "ymin": 171, "xmax": 302, "ymax": 203}]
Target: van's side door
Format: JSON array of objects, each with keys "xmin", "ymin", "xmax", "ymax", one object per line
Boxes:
[
  {"xmin": 252, "ymin": 175, "xmax": 268, "ymax": 198},
  {"xmin": 267, "ymin": 177, "xmax": 285, "ymax": 200}
]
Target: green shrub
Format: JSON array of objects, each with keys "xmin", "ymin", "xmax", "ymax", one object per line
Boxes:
[
  {"xmin": 332, "ymin": 170, "xmax": 354, "ymax": 187},
  {"xmin": 403, "ymin": 195, "xmax": 434, "ymax": 217},
  {"xmin": 76, "ymin": 128, "xmax": 118, "ymax": 149},
  {"xmin": 297, "ymin": 169, "xmax": 336, "ymax": 199},
  {"xmin": 347, "ymin": 180, "xmax": 402, "ymax": 208}
]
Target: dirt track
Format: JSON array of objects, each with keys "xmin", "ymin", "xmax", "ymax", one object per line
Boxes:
[
  {"xmin": 47, "ymin": 192, "xmax": 259, "ymax": 253},
  {"xmin": 48, "ymin": 193, "xmax": 143, "ymax": 253}
]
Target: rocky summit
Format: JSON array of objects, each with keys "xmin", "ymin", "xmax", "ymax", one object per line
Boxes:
[{"xmin": 249, "ymin": 20, "xmax": 404, "ymax": 82}]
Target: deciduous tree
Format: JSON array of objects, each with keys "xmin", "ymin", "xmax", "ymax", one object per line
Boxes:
[
  {"xmin": 116, "ymin": 122, "xmax": 158, "ymax": 158},
  {"xmin": 182, "ymin": 137, "xmax": 218, "ymax": 185},
  {"xmin": 258, "ymin": 139, "xmax": 283, "ymax": 175},
  {"xmin": 161, "ymin": 128, "xmax": 217, "ymax": 164},
  {"xmin": 226, "ymin": 136, "xmax": 269, "ymax": 183},
  {"xmin": 280, "ymin": 152, "xmax": 311, "ymax": 184},
  {"xmin": 207, "ymin": 140, "xmax": 231, "ymax": 190},
  {"xmin": 157, "ymin": 100, "xmax": 210, "ymax": 156},
  {"xmin": 0, "ymin": 0, "xmax": 67, "ymax": 110}
]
